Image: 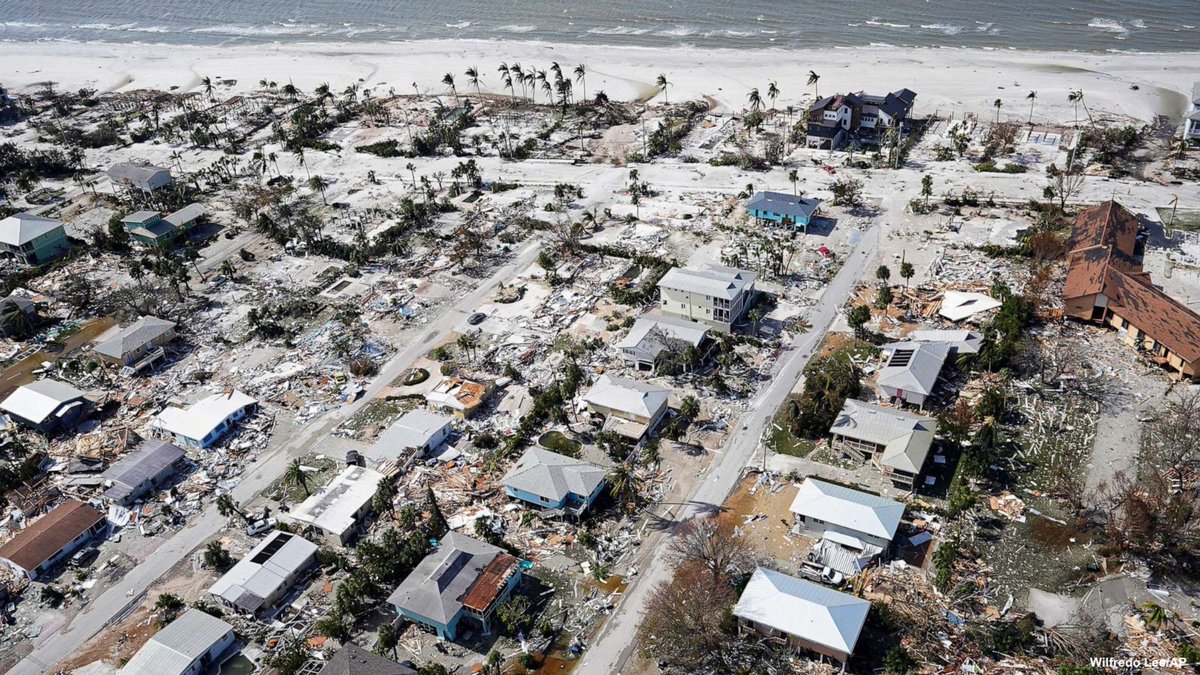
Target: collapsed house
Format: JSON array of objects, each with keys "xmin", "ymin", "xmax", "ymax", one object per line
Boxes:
[
  {"xmin": 120, "ymin": 608, "xmax": 236, "ymax": 675},
  {"xmin": 286, "ymin": 465, "xmax": 385, "ymax": 546},
  {"xmin": 733, "ymin": 567, "xmax": 870, "ymax": 665},
  {"xmin": 581, "ymin": 374, "xmax": 670, "ymax": 441},
  {"xmin": 387, "ymin": 532, "xmax": 521, "ymax": 641},
  {"xmin": 937, "ymin": 291, "xmax": 1001, "ymax": 323},
  {"xmin": 209, "ymin": 530, "xmax": 318, "ymax": 616},
  {"xmin": 426, "ymin": 377, "xmax": 490, "ymax": 419},
  {"xmin": 1062, "ymin": 200, "xmax": 1200, "ymax": 379},
  {"xmin": 152, "ymin": 390, "xmax": 258, "ymax": 448},
  {"xmin": 0, "ymin": 499, "xmax": 107, "ymax": 580},
  {"xmin": 0, "ymin": 378, "xmax": 89, "ymax": 434},
  {"xmin": 829, "ymin": 399, "xmax": 937, "ymax": 489},
  {"xmin": 502, "ymin": 447, "xmax": 607, "ymax": 516}
]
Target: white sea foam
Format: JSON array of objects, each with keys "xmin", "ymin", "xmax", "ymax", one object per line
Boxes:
[
  {"xmin": 586, "ymin": 26, "xmax": 651, "ymax": 36},
  {"xmin": 921, "ymin": 23, "xmax": 963, "ymax": 35},
  {"xmin": 657, "ymin": 25, "xmax": 696, "ymax": 37},
  {"xmin": 865, "ymin": 18, "xmax": 911, "ymax": 29},
  {"xmin": 494, "ymin": 24, "xmax": 537, "ymax": 33},
  {"xmin": 445, "ymin": 21, "xmax": 471, "ymax": 29},
  {"xmin": 1088, "ymin": 18, "xmax": 1129, "ymax": 36}
]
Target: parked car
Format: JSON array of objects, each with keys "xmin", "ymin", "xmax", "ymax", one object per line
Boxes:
[
  {"xmin": 246, "ymin": 517, "xmax": 278, "ymax": 536},
  {"xmin": 467, "ymin": 312, "xmax": 487, "ymax": 325},
  {"xmin": 71, "ymin": 545, "xmax": 99, "ymax": 567}
]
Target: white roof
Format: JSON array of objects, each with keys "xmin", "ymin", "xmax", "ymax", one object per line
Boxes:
[
  {"xmin": 121, "ymin": 609, "xmax": 233, "ymax": 675},
  {"xmin": 0, "ymin": 379, "xmax": 85, "ymax": 424},
  {"xmin": 209, "ymin": 530, "xmax": 317, "ymax": 612},
  {"xmin": 877, "ymin": 342, "xmax": 950, "ymax": 398},
  {"xmin": 503, "ymin": 447, "xmax": 607, "ymax": 503},
  {"xmin": 734, "ymin": 567, "xmax": 870, "ymax": 656},
  {"xmin": 831, "ymin": 400, "xmax": 937, "ymax": 474},
  {"xmin": 657, "ymin": 266, "xmax": 756, "ymax": 300},
  {"xmin": 163, "ymin": 203, "xmax": 205, "ymax": 227},
  {"xmin": 0, "ymin": 212, "xmax": 64, "ymax": 247},
  {"xmin": 583, "ymin": 374, "xmax": 669, "ymax": 419},
  {"xmin": 938, "ymin": 291, "xmax": 1002, "ymax": 322},
  {"xmin": 614, "ymin": 315, "xmax": 709, "ymax": 354},
  {"xmin": 368, "ymin": 409, "xmax": 453, "ymax": 459},
  {"xmin": 789, "ymin": 478, "xmax": 904, "ymax": 541},
  {"xmin": 909, "ymin": 329, "xmax": 983, "ymax": 355},
  {"xmin": 288, "ymin": 465, "xmax": 384, "ymax": 539},
  {"xmin": 152, "ymin": 390, "xmax": 256, "ymax": 443}
]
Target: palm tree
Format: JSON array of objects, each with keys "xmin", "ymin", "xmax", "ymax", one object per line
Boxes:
[
  {"xmin": 292, "ymin": 146, "xmax": 309, "ymax": 179},
  {"xmin": 574, "ymin": 63, "xmax": 588, "ymax": 104},
  {"xmin": 307, "ymin": 175, "xmax": 329, "ymax": 204},
  {"xmin": 284, "ymin": 458, "xmax": 311, "ymax": 497},
  {"xmin": 748, "ymin": 308, "xmax": 762, "ymax": 335},
  {"xmin": 767, "ymin": 81, "xmax": 779, "ymax": 110},
  {"xmin": 406, "ymin": 162, "xmax": 417, "ymax": 186},
  {"xmin": 442, "ymin": 73, "xmax": 458, "ymax": 105},
  {"xmin": 1026, "ymin": 90, "xmax": 1037, "ymax": 124},
  {"xmin": 1142, "ymin": 603, "xmax": 1169, "ymax": 630},
  {"xmin": 806, "ymin": 70, "xmax": 821, "ymax": 99},
  {"xmin": 747, "ymin": 87, "xmax": 763, "ymax": 112},
  {"xmin": 465, "ymin": 66, "xmax": 482, "ymax": 102},
  {"xmin": 376, "ymin": 623, "xmax": 399, "ymax": 658},
  {"xmin": 1068, "ymin": 90, "xmax": 1083, "ymax": 127},
  {"xmin": 655, "ymin": 73, "xmax": 670, "ymax": 105},
  {"xmin": 215, "ymin": 494, "xmax": 246, "ymax": 523},
  {"xmin": 607, "ymin": 464, "xmax": 642, "ymax": 505},
  {"xmin": 993, "ymin": 98, "xmax": 1002, "ymax": 124},
  {"xmin": 201, "ymin": 76, "xmax": 215, "ymax": 101},
  {"xmin": 510, "ymin": 62, "xmax": 525, "ymax": 99},
  {"xmin": 900, "ymin": 261, "xmax": 915, "ymax": 287},
  {"xmin": 788, "ymin": 169, "xmax": 799, "ymax": 195}
]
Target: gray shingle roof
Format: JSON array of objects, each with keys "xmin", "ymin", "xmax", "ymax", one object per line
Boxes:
[
  {"xmin": 657, "ymin": 266, "xmax": 756, "ymax": 300},
  {"xmin": 614, "ymin": 315, "xmax": 708, "ymax": 361},
  {"xmin": 831, "ymin": 400, "xmax": 936, "ymax": 474},
  {"xmin": 94, "ymin": 316, "xmax": 176, "ymax": 360},
  {"xmin": 317, "ymin": 644, "xmax": 418, "ymax": 675},
  {"xmin": 121, "ymin": 609, "xmax": 233, "ymax": 675},
  {"xmin": 503, "ymin": 447, "xmax": 606, "ymax": 503},
  {"xmin": 386, "ymin": 532, "xmax": 502, "ymax": 624}
]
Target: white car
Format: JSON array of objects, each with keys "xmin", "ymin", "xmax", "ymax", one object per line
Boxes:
[{"xmin": 245, "ymin": 517, "xmax": 277, "ymax": 536}]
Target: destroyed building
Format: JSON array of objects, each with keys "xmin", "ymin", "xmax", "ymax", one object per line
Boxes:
[
  {"xmin": 367, "ymin": 409, "xmax": 453, "ymax": 462},
  {"xmin": 286, "ymin": 465, "xmax": 385, "ymax": 546},
  {"xmin": 208, "ymin": 530, "xmax": 318, "ymax": 616}
]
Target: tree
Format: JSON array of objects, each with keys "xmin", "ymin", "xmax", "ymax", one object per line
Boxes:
[
  {"xmin": 1026, "ymin": 90, "xmax": 1037, "ymax": 124},
  {"xmin": 747, "ymin": 308, "xmax": 762, "ymax": 335},
  {"xmin": 766, "ymin": 80, "xmax": 779, "ymax": 110},
  {"xmin": 203, "ymin": 541, "xmax": 234, "ymax": 571},
  {"xmin": 215, "ymin": 493, "xmax": 246, "ymax": 523},
  {"xmin": 876, "ymin": 264, "xmax": 891, "ymax": 284},
  {"xmin": 573, "ymin": 63, "xmax": 588, "ymax": 104},
  {"xmin": 847, "ymin": 304, "xmax": 871, "ymax": 339},
  {"xmin": 993, "ymin": 97, "xmax": 1002, "ymax": 124},
  {"xmin": 307, "ymin": 174, "xmax": 329, "ymax": 204},
  {"xmin": 667, "ymin": 517, "xmax": 752, "ymax": 586},
  {"xmin": 920, "ymin": 174, "xmax": 933, "ymax": 206},
  {"xmin": 639, "ymin": 563, "xmax": 737, "ymax": 671},
  {"xmin": 425, "ymin": 487, "xmax": 448, "ymax": 537},
  {"xmin": 1068, "ymin": 89, "xmax": 1084, "ymax": 127},
  {"xmin": 284, "ymin": 458, "xmax": 311, "ymax": 497},
  {"xmin": 747, "ymin": 87, "xmax": 762, "ymax": 113},
  {"xmin": 875, "ymin": 284, "xmax": 894, "ymax": 310},
  {"xmin": 829, "ymin": 177, "xmax": 863, "ymax": 207},
  {"xmin": 788, "ymin": 169, "xmax": 799, "ymax": 195},
  {"xmin": 376, "ymin": 622, "xmax": 399, "ymax": 658},
  {"xmin": 806, "ymin": 70, "xmax": 821, "ymax": 99},
  {"xmin": 900, "ymin": 261, "xmax": 915, "ymax": 287},
  {"xmin": 314, "ymin": 611, "xmax": 352, "ymax": 641},
  {"xmin": 464, "ymin": 66, "xmax": 482, "ymax": 101},
  {"xmin": 372, "ymin": 478, "xmax": 396, "ymax": 518},
  {"xmin": 442, "ymin": 73, "xmax": 458, "ymax": 105},
  {"xmin": 607, "ymin": 464, "xmax": 641, "ymax": 506},
  {"xmin": 655, "ymin": 73, "xmax": 670, "ymax": 105},
  {"xmin": 155, "ymin": 593, "xmax": 186, "ymax": 626}
]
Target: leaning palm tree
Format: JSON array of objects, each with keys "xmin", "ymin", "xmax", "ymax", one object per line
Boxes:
[
  {"xmin": 465, "ymin": 66, "xmax": 482, "ymax": 102},
  {"xmin": 1026, "ymin": 90, "xmax": 1037, "ymax": 124},
  {"xmin": 307, "ymin": 175, "xmax": 329, "ymax": 204},
  {"xmin": 767, "ymin": 81, "xmax": 779, "ymax": 110},
  {"xmin": 510, "ymin": 62, "xmax": 525, "ymax": 99},
  {"xmin": 747, "ymin": 87, "xmax": 763, "ymax": 112},
  {"xmin": 655, "ymin": 73, "xmax": 670, "ymax": 105},
  {"xmin": 608, "ymin": 464, "xmax": 642, "ymax": 506},
  {"xmin": 1068, "ymin": 90, "xmax": 1083, "ymax": 127},
  {"xmin": 806, "ymin": 70, "xmax": 821, "ymax": 99},
  {"xmin": 215, "ymin": 494, "xmax": 246, "ymax": 523},
  {"xmin": 284, "ymin": 458, "xmax": 311, "ymax": 496},
  {"xmin": 573, "ymin": 63, "xmax": 588, "ymax": 104},
  {"xmin": 442, "ymin": 73, "xmax": 458, "ymax": 105},
  {"xmin": 201, "ymin": 76, "xmax": 215, "ymax": 101}
]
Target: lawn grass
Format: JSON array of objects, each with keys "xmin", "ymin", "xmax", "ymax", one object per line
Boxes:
[{"xmin": 769, "ymin": 394, "xmax": 816, "ymax": 458}]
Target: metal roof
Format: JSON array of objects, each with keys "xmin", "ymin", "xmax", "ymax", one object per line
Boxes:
[
  {"xmin": 0, "ymin": 378, "xmax": 85, "ymax": 424},
  {"xmin": 746, "ymin": 191, "xmax": 822, "ymax": 220},
  {"xmin": 733, "ymin": 567, "xmax": 870, "ymax": 656},
  {"xmin": 288, "ymin": 465, "xmax": 384, "ymax": 539},
  {"xmin": 938, "ymin": 290, "xmax": 1002, "ymax": 322},
  {"xmin": 877, "ymin": 341, "xmax": 950, "ymax": 398},
  {"xmin": 209, "ymin": 530, "xmax": 317, "ymax": 612},
  {"xmin": 909, "ymin": 330, "xmax": 983, "ymax": 355},
  {"xmin": 152, "ymin": 390, "xmax": 256, "ymax": 444},
  {"xmin": 102, "ymin": 440, "xmax": 186, "ymax": 501},
  {"xmin": 614, "ymin": 315, "xmax": 709, "ymax": 360},
  {"xmin": 387, "ymin": 532, "xmax": 503, "ymax": 625},
  {"xmin": 94, "ymin": 316, "xmax": 176, "ymax": 360},
  {"xmin": 788, "ymin": 478, "xmax": 904, "ymax": 541},
  {"xmin": 163, "ymin": 203, "xmax": 205, "ymax": 227},
  {"xmin": 121, "ymin": 210, "xmax": 161, "ymax": 224},
  {"xmin": 657, "ymin": 266, "xmax": 756, "ymax": 301},
  {"xmin": 503, "ymin": 447, "xmax": 606, "ymax": 503},
  {"xmin": 582, "ymin": 374, "xmax": 669, "ymax": 419},
  {"xmin": 368, "ymin": 409, "xmax": 453, "ymax": 460},
  {"xmin": 107, "ymin": 162, "xmax": 172, "ymax": 190},
  {"xmin": 831, "ymin": 400, "xmax": 936, "ymax": 474},
  {"xmin": 121, "ymin": 609, "xmax": 233, "ymax": 675},
  {"xmin": 0, "ymin": 212, "xmax": 63, "ymax": 247}
]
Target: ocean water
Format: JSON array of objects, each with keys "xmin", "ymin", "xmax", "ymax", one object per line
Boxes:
[{"xmin": 0, "ymin": 0, "xmax": 1196, "ymax": 52}]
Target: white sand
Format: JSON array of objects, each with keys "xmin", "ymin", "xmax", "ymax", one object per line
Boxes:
[{"xmin": 2, "ymin": 39, "xmax": 1197, "ymax": 125}]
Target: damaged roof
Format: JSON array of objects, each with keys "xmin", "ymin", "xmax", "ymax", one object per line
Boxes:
[
  {"xmin": 209, "ymin": 530, "xmax": 317, "ymax": 612},
  {"xmin": 831, "ymin": 400, "xmax": 937, "ymax": 475},
  {"xmin": 1104, "ymin": 267, "xmax": 1200, "ymax": 363},
  {"xmin": 583, "ymin": 374, "xmax": 669, "ymax": 419},
  {"xmin": 1067, "ymin": 200, "xmax": 1140, "ymax": 258},
  {"xmin": 387, "ymin": 532, "xmax": 509, "ymax": 624},
  {"xmin": 102, "ymin": 439, "xmax": 186, "ymax": 502}
]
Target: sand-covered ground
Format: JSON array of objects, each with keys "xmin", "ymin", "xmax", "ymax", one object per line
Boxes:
[{"xmin": 2, "ymin": 39, "xmax": 1197, "ymax": 125}]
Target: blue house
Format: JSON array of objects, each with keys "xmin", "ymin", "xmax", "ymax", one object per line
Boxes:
[
  {"xmin": 746, "ymin": 191, "xmax": 822, "ymax": 233},
  {"xmin": 387, "ymin": 532, "xmax": 521, "ymax": 641},
  {"xmin": 502, "ymin": 447, "xmax": 607, "ymax": 516}
]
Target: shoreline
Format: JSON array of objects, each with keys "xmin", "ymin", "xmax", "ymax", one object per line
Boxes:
[{"xmin": 2, "ymin": 38, "xmax": 1197, "ymax": 124}]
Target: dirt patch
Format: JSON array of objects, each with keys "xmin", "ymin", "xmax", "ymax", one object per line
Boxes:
[{"xmin": 719, "ymin": 474, "xmax": 812, "ymax": 567}]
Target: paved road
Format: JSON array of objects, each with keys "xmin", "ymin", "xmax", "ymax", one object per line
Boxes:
[
  {"xmin": 8, "ymin": 242, "xmax": 542, "ymax": 675},
  {"xmin": 577, "ymin": 222, "xmax": 881, "ymax": 675}
]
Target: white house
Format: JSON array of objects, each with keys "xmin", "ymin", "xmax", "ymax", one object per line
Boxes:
[
  {"xmin": 152, "ymin": 390, "xmax": 257, "ymax": 448},
  {"xmin": 121, "ymin": 609, "xmax": 236, "ymax": 675},
  {"xmin": 614, "ymin": 314, "xmax": 709, "ymax": 372},
  {"xmin": 367, "ymin": 409, "xmax": 453, "ymax": 461},
  {"xmin": 209, "ymin": 530, "xmax": 317, "ymax": 616},
  {"xmin": 287, "ymin": 465, "xmax": 385, "ymax": 546},
  {"xmin": 582, "ymin": 374, "xmax": 670, "ymax": 441},
  {"xmin": 876, "ymin": 341, "xmax": 951, "ymax": 408},
  {"xmin": 734, "ymin": 567, "xmax": 870, "ymax": 664},
  {"xmin": 789, "ymin": 478, "xmax": 904, "ymax": 550},
  {"xmin": 108, "ymin": 162, "xmax": 174, "ymax": 193},
  {"xmin": 656, "ymin": 266, "xmax": 756, "ymax": 333},
  {"xmin": 0, "ymin": 378, "xmax": 88, "ymax": 433}
]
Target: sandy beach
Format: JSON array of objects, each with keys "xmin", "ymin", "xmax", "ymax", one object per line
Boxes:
[{"xmin": 2, "ymin": 39, "xmax": 1197, "ymax": 125}]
